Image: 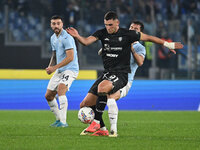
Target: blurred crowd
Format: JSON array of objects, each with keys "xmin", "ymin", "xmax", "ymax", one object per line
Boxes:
[
  {"xmin": 1, "ymin": 0, "xmax": 199, "ymax": 42},
  {"xmin": 0, "ymin": 0, "xmax": 200, "ymax": 78}
]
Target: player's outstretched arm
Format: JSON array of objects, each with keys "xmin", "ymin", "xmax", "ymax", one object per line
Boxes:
[
  {"xmin": 140, "ymin": 32, "xmax": 183, "ymax": 54},
  {"xmin": 66, "ymin": 27, "xmax": 97, "ymax": 46}
]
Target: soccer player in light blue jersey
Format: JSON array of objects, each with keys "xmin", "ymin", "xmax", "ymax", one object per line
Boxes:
[
  {"xmin": 45, "ymin": 15, "xmax": 79, "ymax": 127},
  {"xmin": 80, "ymin": 21, "xmax": 146, "ymax": 137}
]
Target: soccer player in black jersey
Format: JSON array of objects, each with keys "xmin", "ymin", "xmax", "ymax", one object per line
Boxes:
[
  {"xmin": 67, "ymin": 11, "xmax": 183, "ymax": 136},
  {"xmin": 80, "ymin": 21, "xmax": 146, "ymax": 137}
]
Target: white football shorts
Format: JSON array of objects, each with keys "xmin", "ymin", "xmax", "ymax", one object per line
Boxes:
[
  {"xmin": 47, "ymin": 70, "xmax": 78, "ymax": 91},
  {"xmin": 119, "ymin": 82, "xmax": 132, "ymax": 99}
]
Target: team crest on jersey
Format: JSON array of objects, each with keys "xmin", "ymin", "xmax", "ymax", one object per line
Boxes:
[{"xmin": 118, "ymin": 37, "xmax": 122, "ymax": 42}]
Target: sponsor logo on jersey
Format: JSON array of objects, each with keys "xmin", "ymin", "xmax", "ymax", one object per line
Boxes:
[
  {"xmin": 118, "ymin": 37, "xmax": 122, "ymax": 41},
  {"xmin": 110, "ymin": 47, "xmax": 122, "ymax": 51},
  {"xmin": 106, "ymin": 53, "xmax": 118, "ymax": 57}
]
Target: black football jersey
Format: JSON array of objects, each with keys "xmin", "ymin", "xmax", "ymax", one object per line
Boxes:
[{"xmin": 92, "ymin": 28, "xmax": 140, "ymax": 73}]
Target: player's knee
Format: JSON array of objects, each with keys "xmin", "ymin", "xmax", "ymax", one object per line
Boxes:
[
  {"xmin": 98, "ymin": 87, "xmax": 107, "ymax": 94},
  {"xmin": 57, "ymin": 84, "xmax": 68, "ymax": 96},
  {"xmin": 98, "ymin": 82, "xmax": 112, "ymax": 93},
  {"xmin": 45, "ymin": 93, "xmax": 53, "ymax": 101}
]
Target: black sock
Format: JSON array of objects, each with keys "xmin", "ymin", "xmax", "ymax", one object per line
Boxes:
[
  {"xmin": 95, "ymin": 95, "xmax": 107, "ymax": 121},
  {"xmin": 90, "ymin": 105, "xmax": 96, "ymax": 113},
  {"xmin": 90, "ymin": 103, "xmax": 105, "ymax": 127},
  {"xmin": 89, "ymin": 105, "xmax": 97, "ymax": 121},
  {"xmin": 100, "ymin": 117, "xmax": 105, "ymax": 128}
]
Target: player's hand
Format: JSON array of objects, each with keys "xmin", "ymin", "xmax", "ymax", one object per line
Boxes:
[
  {"xmin": 66, "ymin": 27, "xmax": 78, "ymax": 37},
  {"xmin": 170, "ymin": 42, "xmax": 184, "ymax": 54},
  {"xmin": 174, "ymin": 42, "xmax": 184, "ymax": 49},
  {"xmin": 164, "ymin": 42, "xmax": 183, "ymax": 54},
  {"xmin": 46, "ymin": 66, "xmax": 56, "ymax": 75},
  {"xmin": 164, "ymin": 41, "xmax": 183, "ymax": 50}
]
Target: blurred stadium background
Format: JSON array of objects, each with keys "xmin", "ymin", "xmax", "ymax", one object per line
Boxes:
[{"xmin": 0, "ymin": 0, "xmax": 200, "ymax": 110}]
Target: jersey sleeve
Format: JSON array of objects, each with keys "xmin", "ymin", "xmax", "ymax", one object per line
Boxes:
[
  {"xmin": 92, "ymin": 29, "xmax": 104, "ymax": 40},
  {"xmin": 129, "ymin": 30, "xmax": 141, "ymax": 43},
  {"xmin": 50, "ymin": 36, "xmax": 56, "ymax": 51},
  {"xmin": 63, "ymin": 35, "xmax": 74, "ymax": 51},
  {"xmin": 133, "ymin": 43, "xmax": 146, "ymax": 58}
]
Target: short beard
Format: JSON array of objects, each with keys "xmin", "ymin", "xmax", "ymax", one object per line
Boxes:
[{"xmin": 54, "ymin": 28, "xmax": 61, "ymax": 35}]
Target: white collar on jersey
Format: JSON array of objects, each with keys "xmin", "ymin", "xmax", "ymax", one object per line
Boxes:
[{"xmin": 133, "ymin": 41, "xmax": 139, "ymax": 45}]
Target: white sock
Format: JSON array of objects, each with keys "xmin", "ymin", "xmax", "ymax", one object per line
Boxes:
[
  {"xmin": 100, "ymin": 126, "xmax": 107, "ymax": 131},
  {"xmin": 93, "ymin": 119, "xmax": 100, "ymax": 124},
  {"xmin": 47, "ymin": 98, "xmax": 60, "ymax": 121},
  {"xmin": 58, "ymin": 95, "xmax": 68, "ymax": 124},
  {"xmin": 107, "ymin": 98, "xmax": 118, "ymax": 133}
]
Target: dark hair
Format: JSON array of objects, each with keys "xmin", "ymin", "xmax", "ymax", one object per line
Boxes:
[
  {"xmin": 51, "ymin": 15, "xmax": 64, "ymax": 22},
  {"xmin": 131, "ymin": 20, "xmax": 144, "ymax": 32},
  {"xmin": 104, "ymin": 11, "xmax": 118, "ymax": 20}
]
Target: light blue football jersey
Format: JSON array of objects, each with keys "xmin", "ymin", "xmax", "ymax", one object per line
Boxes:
[
  {"xmin": 50, "ymin": 29, "xmax": 79, "ymax": 73},
  {"xmin": 128, "ymin": 41, "xmax": 146, "ymax": 83}
]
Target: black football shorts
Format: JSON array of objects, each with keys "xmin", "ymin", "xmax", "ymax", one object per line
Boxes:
[{"xmin": 88, "ymin": 72, "xmax": 128, "ymax": 96}]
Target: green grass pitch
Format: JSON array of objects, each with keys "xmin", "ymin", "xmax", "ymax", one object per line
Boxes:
[{"xmin": 0, "ymin": 110, "xmax": 199, "ymax": 150}]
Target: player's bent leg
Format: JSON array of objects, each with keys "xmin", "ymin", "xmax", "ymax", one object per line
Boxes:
[
  {"xmin": 85, "ymin": 94, "xmax": 107, "ymax": 133},
  {"xmin": 95, "ymin": 80, "xmax": 112, "ymax": 119},
  {"xmin": 80, "ymin": 93, "xmax": 98, "ymax": 135},
  {"xmin": 81, "ymin": 79, "xmax": 113, "ymax": 135},
  {"xmin": 86, "ymin": 80, "xmax": 112, "ymax": 133}
]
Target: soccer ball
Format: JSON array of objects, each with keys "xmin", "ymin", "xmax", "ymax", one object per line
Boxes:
[{"xmin": 78, "ymin": 107, "xmax": 95, "ymax": 124}]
